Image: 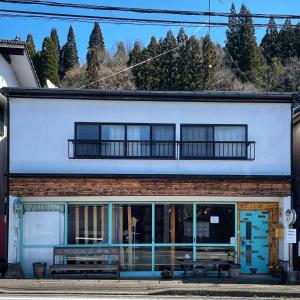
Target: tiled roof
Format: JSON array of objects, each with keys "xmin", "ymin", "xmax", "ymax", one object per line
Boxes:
[
  {"xmin": 0, "ymin": 38, "xmax": 40, "ymax": 87},
  {"xmin": 0, "ymin": 39, "xmax": 25, "ymax": 46}
]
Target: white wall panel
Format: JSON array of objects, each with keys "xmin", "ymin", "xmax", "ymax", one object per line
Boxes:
[{"xmin": 9, "ymin": 98, "xmax": 291, "ymax": 175}]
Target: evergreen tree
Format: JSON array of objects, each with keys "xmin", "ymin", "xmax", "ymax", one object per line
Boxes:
[
  {"xmin": 176, "ymin": 27, "xmax": 189, "ymax": 90},
  {"xmin": 88, "ymin": 22, "xmax": 105, "ymax": 52},
  {"xmin": 143, "ymin": 36, "xmax": 161, "ymax": 90},
  {"xmin": 85, "ymin": 48, "xmax": 101, "ymax": 88},
  {"xmin": 236, "ymin": 4, "xmax": 263, "ymax": 83},
  {"xmin": 127, "ymin": 41, "xmax": 144, "ymax": 89},
  {"xmin": 86, "ymin": 22, "xmax": 106, "ymax": 85},
  {"xmin": 61, "ymin": 25, "xmax": 79, "ymax": 76},
  {"xmin": 50, "ymin": 28, "xmax": 61, "ymax": 63},
  {"xmin": 26, "ymin": 34, "xmax": 43, "ymax": 84},
  {"xmin": 294, "ymin": 23, "xmax": 300, "ymax": 58},
  {"xmin": 40, "ymin": 37, "xmax": 60, "ymax": 86},
  {"xmin": 225, "ymin": 4, "xmax": 239, "ymax": 70},
  {"xmin": 201, "ymin": 34, "xmax": 218, "ymax": 89},
  {"xmin": 176, "ymin": 28, "xmax": 202, "ymax": 90},
  {"xmin": 260, "ymin": 17, "xmax": 279, "ymax": 64},
  {"xmin": 278, "ymin": 18, "xmax": 296, "ymax": 64},
  {"xmin": 26, "ymin": 34, "xmax": 36, "ymax": 58},
  {"xmin": 159, "ymin": 31, "xmax": 178, "ymax": 90},
  {"xmin": 114, "ymin": 41, "xmax": 127, "ymax": 64}
]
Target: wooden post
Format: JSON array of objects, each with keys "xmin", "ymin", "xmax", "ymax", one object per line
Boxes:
[
  {"xmin": 164, "ymin": 205, "xmax": 170, "ymax": 243},
  {"xmin": 170, "ymin": 205, "xmax": 176, "ymax": 270},
  {"xmin": 75, "ymin": 206, "xmax": 79, "ymax": 244},
  {"xmin": 93, "ymin": 206, "xmax": 97, "ymax": 244},
  {"xmin": 84, "ymin": 206, "xmax": 89, "ymax": 244},
  {"xmin": 119, "ymin": 206, "xmax": 124, "ymax": 267},
  {"xmin": 128, "ymin": 205, "xmax": 133, "ymax": 271}
]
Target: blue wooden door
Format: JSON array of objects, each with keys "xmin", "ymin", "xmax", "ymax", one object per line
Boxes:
[{"xmin": 240, "ymin": 210, "xmax": 269, "ymax": 273}]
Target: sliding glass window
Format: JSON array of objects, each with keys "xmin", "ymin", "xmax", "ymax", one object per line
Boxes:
[
  {"xmin": 74, "ymin": 123, "xmax": 175, "ymax": 158},
  {"xmin": 181, "ymin": 125, "xmax": 247, "ymax": 159}
]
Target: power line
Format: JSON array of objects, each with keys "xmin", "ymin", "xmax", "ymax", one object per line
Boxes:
[
  {"xmin": 1, "ymin": 0, "xmax": 300, "ymax": 20},
  {"xmin": 0, "ymin": 8, "xmax": 297, "ymax": 27}
]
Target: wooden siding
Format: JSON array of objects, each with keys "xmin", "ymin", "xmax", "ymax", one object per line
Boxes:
[{"xmin": 9, "ymin": 177, "xmax": 291, "ymax": 197}]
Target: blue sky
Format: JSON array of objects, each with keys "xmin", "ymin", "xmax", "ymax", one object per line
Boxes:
[{"xmin": 0, "ymin": 0, "xmax": 299, "ymax": 63}]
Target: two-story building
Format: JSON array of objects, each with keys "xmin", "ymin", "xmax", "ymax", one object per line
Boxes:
[
  {"xmin": 1, "ymin": 88, "xmax": 293, "ymax": 278},
  {"xmin": 0, "ymin": 39, "xmax": 39, "ymax": 265}
]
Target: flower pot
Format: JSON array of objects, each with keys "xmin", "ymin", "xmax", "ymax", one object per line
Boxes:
[
  {"xmin": 160, "ymin": 269, "xmax": 173, "ymax": 280},
  {"xmin": 32, "ymin": 262, "xmax": 47, "ymax": 279},
  {"xmin": 193, "ymin": 267, "xmax": 207, "ymax": 278},
  {"xmin": 229, "ymin": 263, "xmax": 241, "ymax": 279}
]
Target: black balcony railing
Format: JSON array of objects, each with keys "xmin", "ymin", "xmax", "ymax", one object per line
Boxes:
[{"xmin": 68, "ymin": 140, "xmax": 255, "ymax": 160}]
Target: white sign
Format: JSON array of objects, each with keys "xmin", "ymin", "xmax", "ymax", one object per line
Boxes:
[
  {"xmin": 210, "ymin": 216, "xmax": 219, "ymax": 224},
  {"xmin": 287, "ymin": 229, "xmax": 297, "ymax": 244}
]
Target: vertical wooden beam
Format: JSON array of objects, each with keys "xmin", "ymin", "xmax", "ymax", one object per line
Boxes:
[
  {"xmin": 170, "ymin": 205, "xmax": 176, "ymax": 269},
  {"xmin": 101, "ymin": 206, "xmax": 105, "ymax": 243},
  {"xmin": 128, "ymin": 205, "xmax": 133, "ymax": 271},
  {"xmin": 163, "ymin": 205, "xmax": 169, "ymax": 243},
  {"xmin": 75, "ymin": 206, "xmax": 79, "ymax": 244},
  {"xmin": 84, "ymin": 206, "xmax": 88, "ymax": 244},
  {"xmin": 93, "ymin": 206, "xmax": 97, "ymax": 244},
  {"xmin": 119, "ymin": 206, "xmax": 124, "ymax": 266}
]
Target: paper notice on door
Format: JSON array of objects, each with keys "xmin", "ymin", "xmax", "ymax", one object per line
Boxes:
[
  {"xmin": 230, "ymin": 237, "xmax": 236, "ymax": 244},
  {"xmin": 210, "ymin": 216, "xmax": 219, "ymax": 223}
]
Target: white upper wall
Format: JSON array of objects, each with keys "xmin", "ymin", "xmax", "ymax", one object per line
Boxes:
[
  {"xmin": 0, "ymin": 54, "xmax": 19, "ymax": 87},
  {"xmin": 9, "ymin": 97, "xmax": 291, "ymax": 175}
]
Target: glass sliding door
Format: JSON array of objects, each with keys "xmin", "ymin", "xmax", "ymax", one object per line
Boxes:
[
  {"xmin": 112, "ymin": 204, "xmax": 152, "ymax": 272},
  {"xmin": 63, "ymin": 202, "xmax": 237, "ymax": 276},
  {"xmin": 155, "ymin": 204, "xmax": 193, "ymax": 243}
]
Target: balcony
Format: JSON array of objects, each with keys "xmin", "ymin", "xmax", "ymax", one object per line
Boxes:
[{"xmin": 68, "ymin": 140, "xmax": 255, "ymax": 160}]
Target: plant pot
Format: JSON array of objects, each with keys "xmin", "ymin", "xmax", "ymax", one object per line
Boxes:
[
  {"xmin": 229, "ymin": 263, "xmax": 241, "ymax": 279},
  {"xmin": 193, "ymin": 267, "xmax": 207, "ymax": 278},
  {"xmin": 160, "ymin": 269, "xmax": 173, "ymax": 280},
  {"xmin": 32, "ymin": 262, "xmax": 47, "ymax": 279}
]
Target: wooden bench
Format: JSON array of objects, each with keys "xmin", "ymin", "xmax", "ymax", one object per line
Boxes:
[
  {"xmin": 177, "ymin": 259, "xmax": 232, "ymax": 278},
  {"xmin": 50, "ymin": 246, "xmax": 120, "ymax": 279}
]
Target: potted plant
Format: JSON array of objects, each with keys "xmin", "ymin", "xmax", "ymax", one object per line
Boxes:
[
  {"xmin": 227, "ymin": 251, "xmax": 241, "ymax": 279},
  {"xmin": 160, "ymin": 266, "xmax": 173, "ymax": 279},
  {"xmin": 32, "ymin": 262, "xmax": 47, "ymax": 279},
  {"xmin": 269, "ymin": 264, "xmax": 283, "ymax": 278}
]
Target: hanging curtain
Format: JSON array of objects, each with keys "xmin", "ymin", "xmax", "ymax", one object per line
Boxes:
[
  {"xmin": 152, "ymin": 125, "xmax": 174, "ymax": 157},
  {"xmin": 101, "ymin": 125, "xmax": 125, "ymax": 156},
  {"xmin": 181, "ymin": 126, "xmax": 213, "ymax": 157},
  {"xmin": 127, "ymin": 125, "xmax": 150, "ymax": 157},
  {"xmin": 214, "ymin": 126, "xmax": 246, "ymax": 157}
]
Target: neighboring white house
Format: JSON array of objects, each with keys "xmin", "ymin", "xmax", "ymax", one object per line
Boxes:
[
  {"xmin": 0, "ymin": 39, "xmax": 39, "ymax": 263},
  {"xmin": 2, "ymin": 88, "xmax": 293, "ymax": 278}
]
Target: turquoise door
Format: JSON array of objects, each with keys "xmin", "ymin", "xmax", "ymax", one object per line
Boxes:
[{"xmin": 240, "ymin": 210, "xmax": 269, "ymax": 273}]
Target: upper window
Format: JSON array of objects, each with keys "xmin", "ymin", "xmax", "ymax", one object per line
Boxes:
[
  {"xmin": 181, "ymin": 125, "xmax": 247, "ymax": 159},
  {"xmin": 74, "ymin": 123, "xmax": 175, "ymax": 159}
]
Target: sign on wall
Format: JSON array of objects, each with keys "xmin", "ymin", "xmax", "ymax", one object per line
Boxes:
[{"xmin": 287, "ymin": 229, "xmax": 297, "ymax": 244}]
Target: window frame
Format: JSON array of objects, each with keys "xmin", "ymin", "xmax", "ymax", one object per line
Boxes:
[
  {"xmin": 180, "ymin": 124, "xmax": 248, "ymax": 160},
  {"xmin": 74, "ymin": 122, "xmax": 176, "ymax": 159}
]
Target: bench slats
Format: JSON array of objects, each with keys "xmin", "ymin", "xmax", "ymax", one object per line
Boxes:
[
  {"xmin": 50, "ymin": 264, "xmax": 119, "ymax": 271},
  {"xmin": 50, "ymin": 246, "xmax": 120, "ymax": 278}
]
